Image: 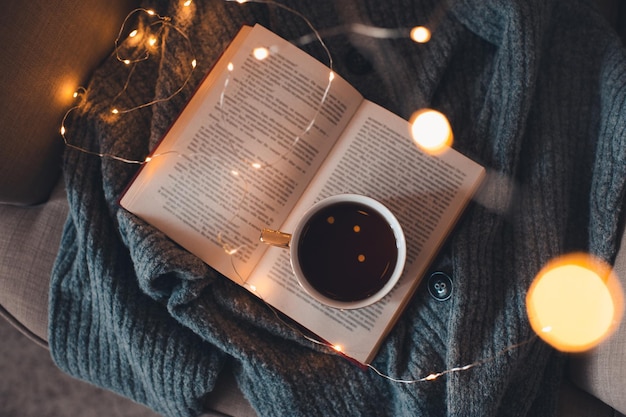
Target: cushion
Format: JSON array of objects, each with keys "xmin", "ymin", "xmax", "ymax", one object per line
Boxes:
[
  {"xmin": 568, "ymin": 225, "xmax": 626, "ymax": 414},
  {"xmin": 0, "ymin": 0, "xmax": 138, "ymax": 205},
  {"xmin": 0, "ymin": 179, "xmax": 68, "ymax": 345}
]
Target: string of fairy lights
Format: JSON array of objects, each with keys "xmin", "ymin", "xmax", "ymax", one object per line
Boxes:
[{"xmin": 59, "ymin": 0, "xmax": 624, "ymax": 384}]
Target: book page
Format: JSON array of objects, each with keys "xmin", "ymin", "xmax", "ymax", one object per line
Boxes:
[
  {"xmin": 248, "ymin": 100, "xmax": 485, "ymax": 364},
  {"xmin": 120, "ymin": 25, "xmax": 363, "ymax": 280}
]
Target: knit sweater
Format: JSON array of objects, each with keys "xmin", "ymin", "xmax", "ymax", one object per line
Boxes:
[{"xmin": 49, "ymin": 0, "xmax": 626, "ymax": 416}]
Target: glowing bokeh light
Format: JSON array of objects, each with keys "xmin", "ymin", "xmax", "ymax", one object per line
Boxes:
[
  {"xmin": 253, "ymin": 47, "xmax": 270, "ymax": 60},
  {"xmin": 410, "ymin": 26, "xmax": 431, "ymax": 43},
  {"xmin": 526, "ymin": 253, "xmax": 624, "ymax": 352},
  {"xmin": 58, "ymin": 77, "xmax": 80, "ymax": 106},
  {"xmin": 409, "ymin": 109, "xmax": 453, "ymax": 153}
]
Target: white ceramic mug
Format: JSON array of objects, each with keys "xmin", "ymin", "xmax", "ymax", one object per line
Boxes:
[{"xmin": 261, "ymin": 194, "xmax": 406, "ymax": 309}]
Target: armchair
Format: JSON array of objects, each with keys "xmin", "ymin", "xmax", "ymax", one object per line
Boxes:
[{"xmin": 1, "ymin": 0, "xmax": 626, "ymax": 416}]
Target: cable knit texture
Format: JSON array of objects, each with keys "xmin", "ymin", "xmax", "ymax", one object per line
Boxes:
[{"xmin": 49, "ymin": 0, "xmax": 626, "ymax": 416}]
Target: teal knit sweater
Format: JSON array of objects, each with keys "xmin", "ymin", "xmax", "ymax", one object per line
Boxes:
[{"xmin": 50, "ymin": 0, "xmax": 626, "ymax": 415}]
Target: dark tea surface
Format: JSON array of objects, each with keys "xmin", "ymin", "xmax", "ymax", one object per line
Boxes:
[{"xmin": 297, "ymin": 201, "xmax": 398, "ymax": 302}]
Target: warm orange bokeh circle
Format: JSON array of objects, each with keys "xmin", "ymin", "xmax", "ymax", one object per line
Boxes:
[{"xmin": 526, "ymin": 253, "xmax": 624, "ymax": 352}]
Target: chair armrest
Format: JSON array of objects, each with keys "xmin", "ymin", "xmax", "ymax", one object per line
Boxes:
[{"xmin": 0, "ymin": 179, "xmax": 68, "ymax": 344}]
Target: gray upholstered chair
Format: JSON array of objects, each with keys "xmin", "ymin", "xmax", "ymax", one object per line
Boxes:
[{"xmin": 1, "ymin": 1, "xmax": 625, "ymax": 416}]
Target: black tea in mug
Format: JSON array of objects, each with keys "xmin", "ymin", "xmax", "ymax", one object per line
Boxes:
[
  {"xmin": 296, "ymin": 202, "xmax": 399, "ymax": 302},
  {"xmin": 260, "ymin": 194, "xmax": 406, "ymax": 309}
]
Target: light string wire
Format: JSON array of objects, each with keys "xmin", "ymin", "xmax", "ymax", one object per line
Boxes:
[
  {"xmin": 114, "ymin": 8, "xmax": 169, "ymax": 64},
  {"xmin": 367, "ymin": 335, "xmax": 538, "ymax": 383},
  {"xmin": 221, "ymin": 0, "xmax": 335, "ymax": 170},
  {"xmin": 60, "ymin": 6, "xmax": 198, "ymax": 164},
  {"xmin": 296, "ymin": 23, "xmax": 410, "ymax": 45},
  {"xmin": 57, "ymin": 0, "xmax": 539, "ymax": 383},
  {"xmin": 60, "ymin": 88, "xmax": 147, "ymax": 165},
  {"xmin": 111, "ymin": 7, "xmax": 198, "ymax": 114}
]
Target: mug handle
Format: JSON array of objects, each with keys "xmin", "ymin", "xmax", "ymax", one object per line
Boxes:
[{"xmin": 260, "ymin": 228, "xmax": 292, "ymax": 249}]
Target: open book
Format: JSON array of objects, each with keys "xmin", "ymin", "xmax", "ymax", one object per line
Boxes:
[{"xmin": 120, "ymin": 24, "xmax": 485, "ymax": 365}]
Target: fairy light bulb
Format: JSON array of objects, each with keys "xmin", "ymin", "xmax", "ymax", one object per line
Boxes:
[
  {"xmin": 410, "ymin": 26, "xmax": 431, "ymax": 43},
  {"xmin": 253, "ymin": 47, "xmax": 270, "ymax": 60},
  {"xmin": 526, "ymin": 253, "xmax": 624, "ymax": 352},
  {"xmin": 409, "ymin": 109, "xmax": 453, "ymax": 153},
  {"xmin": 183, "ymin": 0, "xmax": 192, "ymax": 6}
]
